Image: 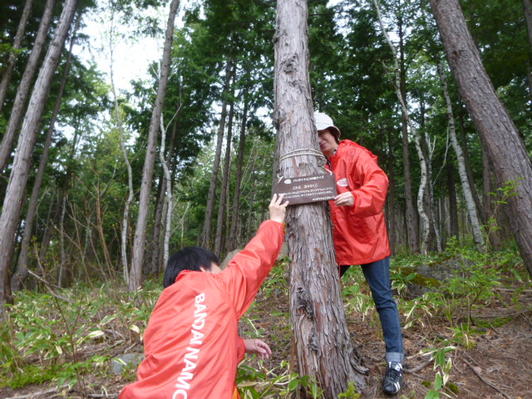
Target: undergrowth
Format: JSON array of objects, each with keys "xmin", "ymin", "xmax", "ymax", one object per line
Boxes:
[{"xmin": 0, "ymin": 244, "xmax": 528, "ymax": 398}]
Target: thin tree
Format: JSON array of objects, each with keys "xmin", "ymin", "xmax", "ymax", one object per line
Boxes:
[
  {"xmin": 437, "ymin": 63, "xmax": 484, "ymax": 248},
  {"xmin": 275, "ymin": 0, "xmax": 367, "ymax": 396},
  {"xmin": 397, "ymin": 7, "xmax": 419, "ymax": 253},
  {"xmin": 128, "ymin": 0, "xmax": 180, "ymax": 291},
  {"xmin": 430, "ymin": 0, "xmax": 532, "ymax": 275},
  {"xmin": 373, "ymin": 0, "xmax": 431, "ymax": 253},
  {"xmin": 10, "ymin": 30, "xmax": 77, "ymax": 291},
  {"xmin": 106, "ymin": 5, "xmax": 134, "ymax": 283},
  {"xmin": 0, "ymin": 0, "xmax": 34, "ymax": 113},
  {"xmin": 214, "ymin": 83, "xmax": 235, "ymax": 257},
  {"xmin": 0, "ymin": 0, "xmax": 79, "ymax": 316},
  {"xmin": 0, "ymin": 0, "xmax": 56, "ymax": 172},
  {"xmin": 227, "ymin": 98, "xmax": 248, "ymax": 251},
  {"xmin": 200, "ymin": 60, "xmax": 232, "ymax": 248}
]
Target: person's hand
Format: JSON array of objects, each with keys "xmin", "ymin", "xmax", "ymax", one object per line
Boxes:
[
  {"xmin": 244, "ymin": 338, "xmax": 272, "ymax": 359},
  {"xmin": 269, "ymin": 194, "xmax": 289, "ymax": 223},
  {"xmin": 335, "ymin": 191, "xmax": 354, "ymax": 207}
]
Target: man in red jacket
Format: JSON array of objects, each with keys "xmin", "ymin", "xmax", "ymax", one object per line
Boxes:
[
  {"xmin": 120, "ymin": 194, "xmax": 288, "ymax": 399},
  {"xmin": 315, "ymin": 111, "xmax": 404, "ymax": 396}
]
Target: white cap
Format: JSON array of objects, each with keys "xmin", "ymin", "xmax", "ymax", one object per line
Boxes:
[{"xmin": 314, "ymin": 111, "xmax": 341, "ymax": 141}]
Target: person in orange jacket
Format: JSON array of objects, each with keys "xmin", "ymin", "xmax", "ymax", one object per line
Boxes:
[
  {"xmin": 119, "ymin": 194, "xmax": 288, "ymax": 399},
  {"xmin": 314, "ymin": 111, "xmax": 404, "ymax": 396}
]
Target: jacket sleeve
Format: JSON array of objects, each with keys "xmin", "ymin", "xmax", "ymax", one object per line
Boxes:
[
  {"xmin": 348, "ymin": 148, "xmax": 389, "ymax": 217},
  {"xmin": 219, "ymin": 220, "xmax": 285, "ymax": 318}
]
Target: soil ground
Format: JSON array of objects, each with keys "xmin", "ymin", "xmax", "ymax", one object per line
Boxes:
[{"xmin": 239, "ymin": 273, "xmax": 532, "ymax": 399}]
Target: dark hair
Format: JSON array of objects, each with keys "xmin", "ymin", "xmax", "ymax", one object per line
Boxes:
[{"xmin": 163, "ymin": 246, "xmax": 220, "ymax": 288}]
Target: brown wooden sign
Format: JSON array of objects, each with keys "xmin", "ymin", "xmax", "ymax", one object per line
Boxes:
[{"xmin": 273, "ymin": 173, "xmax": 337, "ymax": 205}]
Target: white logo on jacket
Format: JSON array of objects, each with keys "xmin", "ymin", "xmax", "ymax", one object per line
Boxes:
[
  {"xmin": 337, "ymin": 178, "xmax": 349, "ymax": 187},
  {"xmin": 173, "ymin": 293, "xmax": 207, "ymax": 399}
]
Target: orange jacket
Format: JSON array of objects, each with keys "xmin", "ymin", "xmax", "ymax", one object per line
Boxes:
[
  {"xmin": 326, "ymin": 140, "xmax": 391, "ymax": 265},
  {"xmin": 119, "ymin": 220, "xmax": 285, "ymax": 399}
]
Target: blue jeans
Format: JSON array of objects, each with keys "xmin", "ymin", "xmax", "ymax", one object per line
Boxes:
[{"xmin": 342, "ymin": 257, "xmax": 404, "ymax": 363}]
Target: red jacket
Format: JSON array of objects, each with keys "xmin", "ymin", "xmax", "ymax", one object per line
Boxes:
[
  {"xmin": 119, "ymin": 220, "xmax": 285, "ymax": 399},
  {"xmin": 326, "ymin": 140, "xmax": 391, "ymax": 265}
]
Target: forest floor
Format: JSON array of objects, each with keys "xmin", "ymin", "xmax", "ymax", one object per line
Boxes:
[
  {"xmin": 0, "ymin": 257, "xmax": 531, "ymax": 399},
  {"xmin": 240, "ymin": 267, "xmax": 532, "ymax": 399}
]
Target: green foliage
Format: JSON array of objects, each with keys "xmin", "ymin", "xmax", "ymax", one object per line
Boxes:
[
  {"xmin": 237, "ymin": 361, "xmax": 322, "ymax": 399},
  {"xmin": 338, "ymin": 381, "xmax": 361, "ymax": 398},
  {"xmin": 0, "ymin": 281, "xmax": 161, "ymax": 389}
]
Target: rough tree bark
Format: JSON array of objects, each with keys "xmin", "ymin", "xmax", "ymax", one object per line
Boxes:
[
  {"xmin": 0, "ymin": 0, "xmax": 34, "ymax": 113},
  {"xmin": 10, "ymin": 32, "xmax": 76, "ymax": 291},
  {"xmin": 129, "ymin": 0, "xmax": 180, "ymax": 291},
  {"xmin": 0, "ymin": 0, "xmax": 78, "ymax": 316},
  {"xmin": 431, "ymin": 0, "xmax": 532, "ymax": 275},
  {"xmin": 275, "ymin": 0, "xmax": 367, "ymax": 396},
  {"xmin": 0, "ymin": 0, "xmax": 56, "ymax": 172}
]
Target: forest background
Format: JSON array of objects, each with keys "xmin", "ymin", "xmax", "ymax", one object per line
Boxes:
[{"xmin": 0, "ymin": 0, "xmax": 530, "ymax": 398}]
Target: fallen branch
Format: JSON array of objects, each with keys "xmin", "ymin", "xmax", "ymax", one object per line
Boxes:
[
  {"xmin": 27, "ymin": 269, "xmax": 73, "ymax": 304},
  {"xmin": 404, "ymin": 358, "xmax": 433, "ymax": 374},
  {"xmin": 463, "ymin": 358, "xmax": 511, "ymax": 399},
  {"xmin": 4, "ymin": 386, "xmax": 65, "ymax": 399}
]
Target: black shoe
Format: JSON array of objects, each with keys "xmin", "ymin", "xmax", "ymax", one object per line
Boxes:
[{"xmin": 383, "ymin": 362, "xmax": 403, "ymax": 395}]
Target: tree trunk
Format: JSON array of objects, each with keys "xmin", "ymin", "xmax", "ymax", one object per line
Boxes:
[
  {"xmin": 431, "ymin": 0, "xmax": 532, "ymax": 275},
  {"xmin": 0, "ymin": 0, "xmax": 78, "ymax": 316},
  {"xmin": 227, "ymin": 99, "xmax": 248, "ymax": 252},
  {"xmin": 275, "ymin": 1, "xmax": 367, "ymax": 396},
  {"xmin": 10, "ymin": 35, "xmax": 75, "ymax": 291},
  {"xmin": 419, "ymin": 94, "xmax": 442, "ymax": 252},
  {"xmin": 57, "ymin": 195, "xmax": 67, "ymax": 287},
  {"xmin": 446, "ymin": 164, "xmax": 459, "ymax": 239},
  {"xmin": 398, "ymin": 11, "xmax": 419, "ymax": 253},
  {"xmin": 0, "ymin": 0, "xmax": 34, "ymax": 113},
  {"xmin": 0, "ymin": 0, "xmax": 56, "ymax": 172},
  {"xmin": 200, "ymin": 61, "xmax": 232, "ymax": 248},
  {"xmin": 523, "ymin": 0, "xmax": 532, "ymax": 95},
  {"xmin": 438, "ymin": 64, "xmax": 484, "ymax": 248},
  {"xmin": 159, "ymin": 113, "xmax": 175, "ymax": 271},
  {"xmin": 147, "ymin": 175, "xmax": 165, "ymax": 274},
  {"xmin": 129, "ymin": 0, "xmax": 180, "ymax": 291},
  {"xmin": 214, "ymin": 89, "xmax": 235, "ymax": 257},
  {"xmin": 374, "ymin": 0, "xmax": 430, "ymax": 254}
]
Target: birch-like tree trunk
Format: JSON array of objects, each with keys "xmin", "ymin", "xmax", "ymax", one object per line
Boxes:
[
  {"xmin": 57, "ymin": 195, "xmax": 67, "ymax": 287},
  {"xmin": 0, "ymin": 0, "xmax": 56, "ymax": 172},
  {"xmin": 446, "ymin": 164, "xmax": 459, "ymax": 239},
  {"xmin": 107, "ymin": 6, "xmax": 134, "ymax": 283},
  {"xmin": 275, "ymin": 1, "xmax": 367, "ymax": 396},
  {"xmin": 129, "ymin": 0, "xmax": 180, "ymax": 291},
  {"xmin": 10, "ymin": 32, "xmax": 76, "ymax": 291},
  {"xmin": 0, "ymin": 0, "xmax": 78, "ymax": 315},
  {"xmin": 200, "ymin": 60, "xmax": 232, "ymax": 248},
  {"xmin": 159, "ymin": 114, "xmax": 175, "ymax": 270},
  {"xmin": 397, "ymin": 12, "xmax": 419, "ymax": 253},
  {"xmin": 374, "ymin": 0, "xmax": 431, "ymax": 253},
  {"xmin": 431, "ymin": 0, "xmax": 532, "ymax": 275},
  {"xmin": 0, "ymin": 0, "xmax": 34, "ymax": 113},
  {"xmin": 438, "ymin": 64, "xmax": 484, "ymax": 248}
]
